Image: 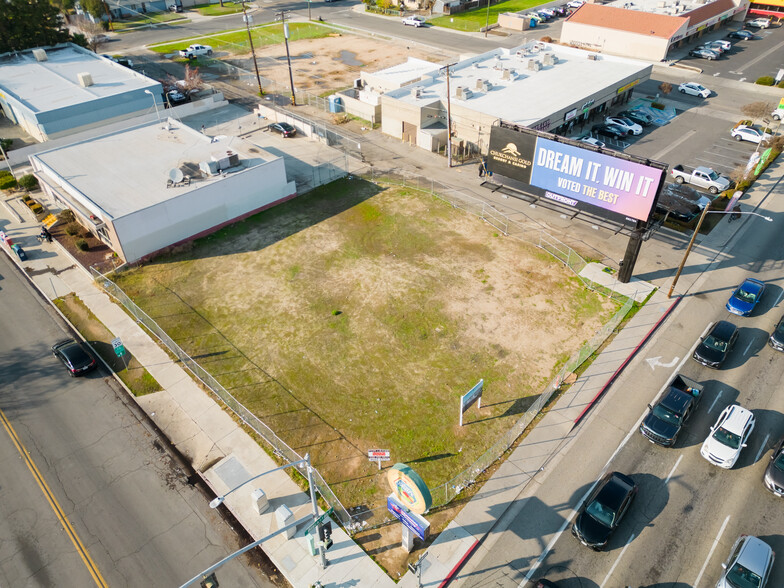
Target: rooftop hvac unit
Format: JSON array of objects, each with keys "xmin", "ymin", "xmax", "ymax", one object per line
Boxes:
[
  {"xmin": 528, "ymin": 59, "xmax": 542, "ymax": 71},
  {"xmin": 657, "ymin": 0, "xmax": 666, "ymax": 6},
  {"xmin": 199, "ymin": 160, "xmax": 220, "ymax": 176},
  {"xmin": 587, "ymin": 54, "xmax": 599, "ymax": 60},
  {"xmin": 411, "ymin": 86, "xmax": 422, "ymax": 98},
  {"xmin": 211, "ymin": 150, "xmax": 239, "ymax": 171},
  {"xmin": 32, "ymin": 48, "xmax": 47, "ymax": 62},
  {"xmin": 455, "ymin": 87, "xmax": 473, "ymax": 100},
  {"xmin": 542, "ymin": 53, "xmax": 557, "ymax": 66},
  {"xmin": 77, "ymin": 72, "xmax": 94, "ymax": 87},
  {"xmin": 475, "ymin": 78, "xmax": 485, "ymax": 90}
]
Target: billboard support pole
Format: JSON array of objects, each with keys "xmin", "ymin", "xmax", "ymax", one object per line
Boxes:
[{"xmin": 618, "ymin": 220, "xmax": 645, "ymax": 283}]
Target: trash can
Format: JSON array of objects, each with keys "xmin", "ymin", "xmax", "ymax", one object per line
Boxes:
[
  {"xmin": 328, "ymin": 94, "xmax": 344, "ymax": 113},
  {"xmin": 12, "ymin": 244, "xmax": 27, "ymax": 261}
]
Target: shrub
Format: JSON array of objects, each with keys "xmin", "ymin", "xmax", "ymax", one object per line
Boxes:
[
  {"xmin": 75, "ymin": 238, "xmax": 89, "ymax": 251},
  {"xmin": 18, "ymin": 174, "xmax": 39, "ymax": 191},
  {"xmin": 756, "ymin": 76, "xmax": 775, "ymax": 86},
  {"xmin": 0, "ymin": 138, "xmax": 11, "ymax": 153},
  {"xmin": 779, "ymin": 80, "xmax": 784, "ymax": 89},
  {"xmin": 58, "ymin": 209, "xmax": 75, "ymax": 223},
  {"xmin": 0, "ymin": 173, "xmax": 17, "ymax": 190},
  {"xmin": 540, "ymin": 36, "xmax": 553, "ymax": 43},
  {"xmin": 65, "ymin": 223, "xmax": 81, "ymax": 236}
]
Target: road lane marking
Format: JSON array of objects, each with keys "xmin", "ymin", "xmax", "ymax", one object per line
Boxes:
[
  {"xmin": 665, "ymin": 454, "xmax": 683, "ymax": 485},
  {"xmin": 0, "ymin": 408, "xmax": 108, "ymax": 588},
  {"xmin": 744, "ymin": 340, "xmax": 753, "ymax": 355},
  {"xmin": 775, "ymin": 291, "xmax": 783, "ymax": 306},
  {"xmin": 755, "ymin": 433, "xmax": 771, "ymax": 463},
  {"xmin": 523, "ymin": 346, "xmax": 699, "ymax": 585},
  {"xmin": 738, "ymin": 37, "xmax": 784, "ymax": 72},
  {"xmin": 694, "ymin": 515, "xmax": 730, "ymax": 588},
  {"xmin": 601, "ymin": 533, "xmax": 635, "ymax": 588},
  {"xmin": 708, "ymin": 390, "xmax": 724, "ymax": 413}
]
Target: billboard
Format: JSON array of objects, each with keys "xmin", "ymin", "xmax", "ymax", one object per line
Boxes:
[{"xmin": 487, "ymin": 126, "xmax": 665, "ymax": 223}]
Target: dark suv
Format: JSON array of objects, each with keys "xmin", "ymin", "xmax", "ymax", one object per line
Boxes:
[{"xmin": 693, "ymin": 320, "xmax": 738, "ymax": 368}]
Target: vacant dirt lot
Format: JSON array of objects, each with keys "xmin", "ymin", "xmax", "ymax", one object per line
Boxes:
[{"xmin": 247, "ymin": 33, "xmax": 452, "ymax": 93}]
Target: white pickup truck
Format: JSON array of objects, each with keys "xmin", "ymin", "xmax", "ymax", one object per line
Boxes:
[
  {"xmin": 178, "ymin": 44, "xmax": 213, "ymax": 58},
  {"xmin": 670, "ymin": 164, "xmax": 731, "ymax": 194}
]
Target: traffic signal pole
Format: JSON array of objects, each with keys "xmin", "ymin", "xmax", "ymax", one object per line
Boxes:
[{"xmin": 306, "ymin": 454, "xmax": 328, "ymax": 569}]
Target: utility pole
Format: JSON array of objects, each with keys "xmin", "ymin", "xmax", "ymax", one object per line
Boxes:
[
  {"xmin": 277, "ymin": 10, "xmax": 297, "ymax": 106},
  {"xmin": 440, "ymin": 63, "xmax": 456, "ymax": 168},
  {"xmin": 242, "ymin": 1, "xmax": 264, "ymax": 96}
]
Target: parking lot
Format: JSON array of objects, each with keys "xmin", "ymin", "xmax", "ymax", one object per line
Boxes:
[{"xmin": 678, "ymin": 20, "xmax": 784, "ymax": 84}]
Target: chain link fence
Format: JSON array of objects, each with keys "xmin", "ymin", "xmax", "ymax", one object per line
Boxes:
[
  {"xmin": 88, "ymin": 165, "xmax": 637, "ymax": 535},
  {"xmin": 90, "ymin": 268, "xmax": 358, "ymax": 532}
]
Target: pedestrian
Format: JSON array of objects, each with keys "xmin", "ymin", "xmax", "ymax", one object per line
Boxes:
[{"xmin": 200, "ymin": 125, "xmax": 206, "ymax": 134}]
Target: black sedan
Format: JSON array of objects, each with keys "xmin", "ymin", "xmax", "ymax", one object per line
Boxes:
[
  {"xmin": 692, "ymin": 320, "xmax": 738, "ymax": 368},
  {"xmin": 591, "ymin": 123, "xmax": 628, "ymax": 140},
  {"xmin": 763, "ymin": 436, "xmax": 784, "ymax": 496},
  {"xmin": 727, "ymin": 29, "xmax": 755, "ymax": 40},
  {"xmin": 52, "ymin": 339, "xmax": 97, "ymax": 376},
  {"xmin": 269, "ymin": 122, "xmax": 296, "ymax": 138},
  {"xmin": 572, "ymin": 471, "xmax": 637, "ymax": 550}
]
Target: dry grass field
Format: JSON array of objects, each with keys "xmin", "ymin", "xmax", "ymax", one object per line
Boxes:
[{"xmin": 112, "ymin": 177, "xmax": 618, "ymax": 522}]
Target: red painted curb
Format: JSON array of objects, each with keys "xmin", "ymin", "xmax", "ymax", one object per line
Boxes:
[
  {"xmin": 573, "ymin": 295, "xmax": 682, "ymax": 426},
  {"xmin": 439, "ymin": 538, "xmax": 480, "ymax": 588}
]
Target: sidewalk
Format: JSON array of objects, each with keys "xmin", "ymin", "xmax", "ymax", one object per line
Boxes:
[{"xmin": 1, "ymin": 149, "xmax": 780, "ymax": 588}]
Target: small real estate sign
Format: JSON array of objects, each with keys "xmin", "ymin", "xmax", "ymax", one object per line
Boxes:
[
  {"xmin": 367, "ymin": 449, "xmax": 391, "ymax": 470},
  {"xmin": 459, "ymin": 379, "xmax": 483, "ymax": 427}
]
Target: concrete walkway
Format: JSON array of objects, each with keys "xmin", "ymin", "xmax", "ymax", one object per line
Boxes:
[{"xmin": 2, "ymin": 145, "xmax": 780, "ymax": 588}]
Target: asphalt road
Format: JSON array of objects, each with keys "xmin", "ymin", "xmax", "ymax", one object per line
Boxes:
[
  {"xmin": 454, "ymin": 176, "xmax": 784, "ymax": 587},
  {"xmin": 0, "ymin": 253, "xmax": 279, "ymax": 586}
]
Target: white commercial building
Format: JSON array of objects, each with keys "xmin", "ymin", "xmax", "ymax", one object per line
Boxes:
[
  {"xmin": 378, "ymin": 42, "xmax": 652, "ymax": 156},
  {"xmin": 0, "ymin": 43, "xmax": 163, "ymax": 142},
  {"xmin": 560, "ymin": 0, "xmax": 749, "ymax": 62},
  {"xmin": 30, "ymin": 119, "xmax": 297, "ymax": 263}
]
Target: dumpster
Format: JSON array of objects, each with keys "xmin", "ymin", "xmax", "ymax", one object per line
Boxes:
[
  {"xmin": 11, "ymin": 244, "xmax": 27, "ymax": 261},
  {"xmin": 328, "ymin": 94, "xmax": 344, "ymax": 113}
]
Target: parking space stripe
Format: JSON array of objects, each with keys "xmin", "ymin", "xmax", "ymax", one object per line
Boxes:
[
  {"xmin": 755, "ymin": 433, "xmax": 771, "ymax": 463},
  {"xmin": 693, "ymin": 515, "xmax": 730, "ymax": 588},
  {"xmin": 744, "ymin": 340, "xmax": 753, "ymax": 356},
  {"xmin": 600, "ymin": 533, "xmax": 635, "ymax": 588}
]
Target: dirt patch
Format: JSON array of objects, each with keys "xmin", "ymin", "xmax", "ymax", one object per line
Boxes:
[{"xmin": 244, "ymin": 34, "xmax": 452, "ymax": 93}]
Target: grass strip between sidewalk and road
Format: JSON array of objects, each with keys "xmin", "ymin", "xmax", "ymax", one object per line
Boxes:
[
  {"xmin": 429, "ymin": 0, "xmax": 544, "ymax": 31},
  {"xmin": 147, "ymin": 22, "xmax": 330, "ymax": 55},
  {"xmin": 54, "ymin": 293, "xmax": 162, "ymax": 397}
]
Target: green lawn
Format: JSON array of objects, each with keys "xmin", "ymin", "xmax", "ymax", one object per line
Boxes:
[
  {"xmin": 194, "ymin": 2, "xmax": 246, "ymax": 16},
  {"xmin": 430, "ymin": 0, "xmax": 543, "ymax": 31},
  {"xmin": 111, "ymin": 12, "xmax": 185, "ymax": 31},
  {"xmin": 147, "ymin": 22, "xmax": 330, "ymax": 55}
]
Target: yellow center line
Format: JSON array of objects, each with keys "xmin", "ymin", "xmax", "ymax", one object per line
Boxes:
[{"xmin": 0, "ymin": 408, "xmax": 108, "ymax": 588}]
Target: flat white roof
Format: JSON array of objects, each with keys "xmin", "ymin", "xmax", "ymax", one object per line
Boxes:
[
  {"xmin": 607, "ymin": 0, "xmax": 711, "ymax": 15},
  {"xmin": 0, "ymin": 44, "xmax": 159, "ymax": 113},
  {"xmin": 34, "ymin": 119, "xmax": 269, "ymax": 219},
  {"xmin": 363, "ymin": 57, "xmax": 441, "ymax": 89},
  {"xmin": 385, "ymin": 43, "xmax": 650, "ymax": 128}
]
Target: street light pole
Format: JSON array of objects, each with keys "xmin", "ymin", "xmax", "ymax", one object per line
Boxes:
[
  {"xmin": 242, "ymin": 1, "xmax": 264, "ymax": 96},
  {"xmin": 484, "ymin": 0, "xmax": 491, "ymax": 38},
  {"xmin": 667, "ymin": 203, "xmax": 772, "ymax": 298},
  {"xmin": 277, "ymin": 10, "xmax": 297, "ymax": 106}
]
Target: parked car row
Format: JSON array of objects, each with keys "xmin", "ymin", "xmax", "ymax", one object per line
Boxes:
[{"xmin": 589, "ymin": 108, "xmax": 655, "ymax": 142}]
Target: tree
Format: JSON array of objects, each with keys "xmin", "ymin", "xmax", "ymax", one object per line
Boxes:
[
  {"xmin": 80, "ymin": 0, "xmax": 109, "ymax": 21},
  {"xmin": 658, "ymin": 82, "xmax": 673, "ymax": 95},
  {"xmin": 0, "ymin": 0, "xmax": 70, "ymax": 53},
  {"xmin": 741, "ymin": 101, "xmax": 773, "ymax": 126},
  {"xmin": 73, "ymin": 17, "xmax": 109, "ymax": 51},
  {"xmin": 71, "ymin": 32, "xmax": 89, "ymax": 48}
]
